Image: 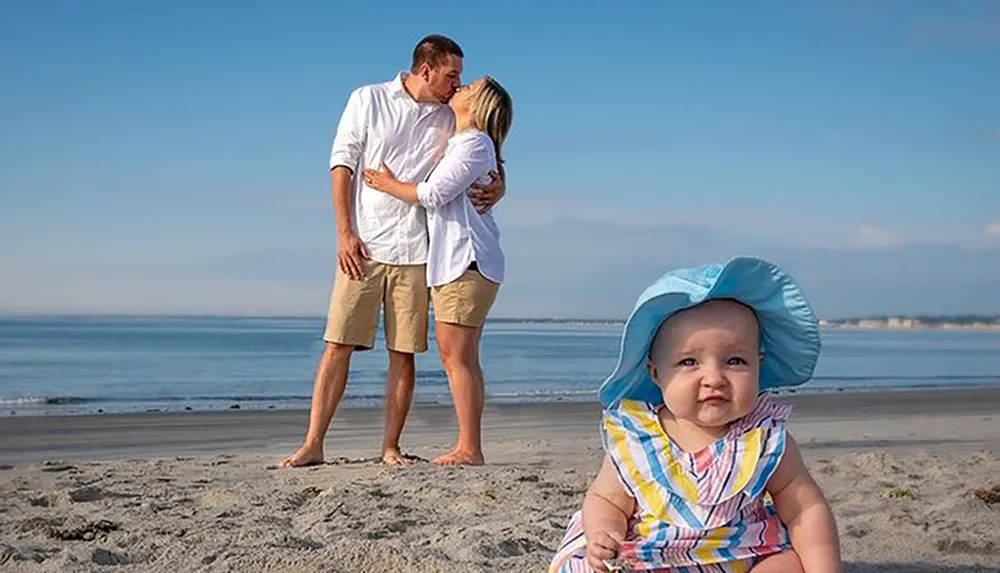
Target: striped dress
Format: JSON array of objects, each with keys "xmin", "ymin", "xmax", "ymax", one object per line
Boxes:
[{"xmin": 549, "ymin": 394, "xmax": 792, "ymax": 572}]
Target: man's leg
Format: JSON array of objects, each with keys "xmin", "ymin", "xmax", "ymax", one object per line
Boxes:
[
  {"xmin": 382, "ymin": 349, "xmax": 416, "ymax": 465},
  {"xmin": 279, "ymin": 260, "xmax": 384, "ymax": 468},
  {"xmin": 279, "ymin": 342, "xmax": 353, "ymax": 468},
  {"xmin": 381, "ymin": 263, "xmax": 429, "ymax": 466}
]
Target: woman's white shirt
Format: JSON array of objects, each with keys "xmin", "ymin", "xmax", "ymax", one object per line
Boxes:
[{"xmin": 415, "ymin": 129, "xmax": 504, "ymax": 287}]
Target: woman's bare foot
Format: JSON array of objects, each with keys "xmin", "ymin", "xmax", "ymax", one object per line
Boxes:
[
  {"xmin": 381, "ymin": 446, "xmax": 409, "ymax": 466},
  {"xmin": 278, "ymin": 442, "xmax": 324, "ymax": 468},
  {"xmin": 432, "ymin": 448, "xmax": 484, "ymax": 466}
]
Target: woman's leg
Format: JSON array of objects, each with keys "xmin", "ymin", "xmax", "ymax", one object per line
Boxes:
[{"xmin": 433, "ymin": 320, "xmax": 486, "ymax": 465}]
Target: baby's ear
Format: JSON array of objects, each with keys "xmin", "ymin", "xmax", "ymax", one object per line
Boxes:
[{"xmin": 646, "ymin": 358, "xmax": 659, "ymax": 382}]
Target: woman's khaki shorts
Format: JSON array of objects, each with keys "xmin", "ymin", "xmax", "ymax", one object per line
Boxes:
[
  {"xmin": 322, "ymin": 260, "xmax": 429, "ymax": 353},
  {"xmin": 431, "ymin": 268, "xmax": 500, "ymax": 327}
]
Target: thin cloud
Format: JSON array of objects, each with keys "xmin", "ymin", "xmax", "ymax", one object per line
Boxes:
[
  {"xmin": 855, "ymin": 224, "xmax": 901, "ymax": 249},
  {"xmin": 910, "ymin": 21, "xmax": 1000, "ymax": 45},
  {"xmin": 986, "ymin": 221, "xmax": 1000, "ymax": 236},
  {"xmin": 824, "ymin": 0, "xmax": 1000, "ymax": 47},
  {"xmin": 500, "ymin": 198, "xmax": 995, "ymax": 251},
  {"xmin": 4, "ymin": 216, "xmax": 1000, "ymax": 317}
]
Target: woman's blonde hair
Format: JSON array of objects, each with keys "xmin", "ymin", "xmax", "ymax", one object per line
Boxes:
[{"xmin": 469, "ymin": 76, "xmax": 513, "ymax": 165}]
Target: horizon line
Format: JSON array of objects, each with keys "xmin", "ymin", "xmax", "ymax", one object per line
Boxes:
[{"xmin": 2, "ymin": 312, "xmax": 999, "ymax": 323}]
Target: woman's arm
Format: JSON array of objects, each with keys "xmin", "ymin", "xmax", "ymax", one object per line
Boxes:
[
  {"xmin": 767, "ymin": 435, "xmax": 843, "ymax": 573},
  {"xmin": 364, "ymin": 134, "xmax": 492, "ymax": 210},
  {"xmin": 363, "ymin": 164, "xmax": 420, "ymax": 204}
]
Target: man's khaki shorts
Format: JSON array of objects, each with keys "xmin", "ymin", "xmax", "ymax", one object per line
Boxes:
[
  {"xmin": 323, "ymin": 260, "xmax": 429, "ymax": 353},
  {"xmin": 431, "ymin": 267, "xmax": 500, "ymax": 328}
]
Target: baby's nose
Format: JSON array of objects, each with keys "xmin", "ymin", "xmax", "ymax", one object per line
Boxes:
[{"xmin": 702, "ymin": 369, "xmax": 726, "ymax": 387}]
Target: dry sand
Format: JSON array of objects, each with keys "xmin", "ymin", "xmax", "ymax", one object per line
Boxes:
[{"xmin": 1, "ymin": 389, "xmax": 999, "ymax": 572}]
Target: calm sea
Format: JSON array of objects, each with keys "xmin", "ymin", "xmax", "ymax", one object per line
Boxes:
[{"xmin": 1, "ymin": 316, "xmax": 999, "ymax": 417}]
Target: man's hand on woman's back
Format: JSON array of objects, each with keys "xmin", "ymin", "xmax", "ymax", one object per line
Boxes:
[{"xmin": 468, "ymin": 169, "xmax": 506, "ymax": 214}]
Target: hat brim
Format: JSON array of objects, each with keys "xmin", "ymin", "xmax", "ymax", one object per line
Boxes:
[{"xmin": 597, "ymin": 257, "xmax": 821, "ymax": 409}]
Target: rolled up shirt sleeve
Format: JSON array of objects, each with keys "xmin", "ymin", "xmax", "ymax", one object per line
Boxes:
[
  {"xmin": 416, "ymin": 135, "xmax": 491, "ymax": 210},
  {"xmin": 329, "ymin": 88, "xmax": 367, "ymax": 173}
]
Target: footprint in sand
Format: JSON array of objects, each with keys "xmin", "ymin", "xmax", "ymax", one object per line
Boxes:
[
  {"xmin": 39, "ymin": 461, "xmax": 76, "ymax": 473},
  {"xmin": 68, "ymin": 486, "xmax": 108, "ymax": 503},
  {"xmin": 280, "ymin": 486, "xmax": 324, "ymax": 510},
  {"xmin": 193, "ymin": 490, "xmax": 244, "ymax": 509},
  {"xmin": 276, "ymin": 534, "xmax": 323, "ymax": 551},
  {"xmin": 844, "ymin": 524, "xmax": 871, "ymax": 538},
  {"xmin": 477, "ymin": 537, "xmax": 552, "ymax": 558},
  {"xmin": 46, "ymin": 518, "xmax": 119, "ymax": 541},
  {"xmin": 935, "ymin": 537, "xmax": 998, "ymax": 556},
  {"xmin": 91, "ymin": 548, "xmax": 130, "ymax": 566},
  {"xmin": 367, "ymin": 487, "xmax": 393, "ymax": 499}
]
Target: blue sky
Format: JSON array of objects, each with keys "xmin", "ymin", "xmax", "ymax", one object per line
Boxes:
[{"xmin": 1, "ymin": 0, "xmax": 998, "ymax": 319}]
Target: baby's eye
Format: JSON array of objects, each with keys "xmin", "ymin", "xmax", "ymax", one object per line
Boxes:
[
  {"xmin": 677, "ymin": 358, "xmax": 697, "ymax": 367},
  {"xmin": 727, "ymin": 356, "xmax": 748, "ymax": 366}
]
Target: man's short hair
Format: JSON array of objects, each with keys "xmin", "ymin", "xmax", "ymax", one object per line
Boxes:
[{"xmin": 411, "ymin": 34, "xmax": 464, "ymax": 72}]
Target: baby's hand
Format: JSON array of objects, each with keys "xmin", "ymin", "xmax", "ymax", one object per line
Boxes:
[{"xmin": 585, "ymin": 530, "xmax": 623, "ymax": 572}]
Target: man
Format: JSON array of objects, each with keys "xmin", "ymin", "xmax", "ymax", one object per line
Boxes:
[{"xmin": 280, "ymin": 35, "xmax": 505, "ymax": 468}]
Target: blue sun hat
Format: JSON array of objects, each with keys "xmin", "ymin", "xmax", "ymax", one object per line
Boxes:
[{"xmin": 597, "ymin": 257, "xmax": 821, "ymax": 409}]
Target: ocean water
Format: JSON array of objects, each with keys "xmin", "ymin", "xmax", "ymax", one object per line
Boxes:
[{"xmin": 1, "ymin": 316, "xmax": 999, "ymax": 417}]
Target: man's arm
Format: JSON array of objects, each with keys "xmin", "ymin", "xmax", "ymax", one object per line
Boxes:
[
  {"xmin": 331, "ymin": 166, "xmax": 353, "ymax": 234},
  {"xmin": 331, "ymin": 166, "xmax": 368, "ymax": 279},
  {"xmin": 468, "ymin": 163, "xmax": 505, "ymax": 214},
  {"xmin": 329, "ymin": 88, "xmax": 370, "ymax": 279}
]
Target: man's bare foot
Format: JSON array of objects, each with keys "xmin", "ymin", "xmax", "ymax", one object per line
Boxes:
[
  {"xmin": 432, "ymin": 448, "xmax": 484, "ymax": 466},
  {"xmin": 381, "ymin": 447, "xmax": 409, "ymax": 466},
  {"xmin": 278, "ymin": 442, "xmax": 324, "ymax": 468}
]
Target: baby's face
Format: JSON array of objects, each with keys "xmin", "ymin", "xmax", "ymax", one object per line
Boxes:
[{"xmin": 648, "ymin": 300, "xmax": 761, "ymax": 431}]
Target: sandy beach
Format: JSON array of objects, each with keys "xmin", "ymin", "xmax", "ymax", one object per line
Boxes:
[{"xmin": 1, "ymin": 388, "xmax": 999, "ymax": 572}]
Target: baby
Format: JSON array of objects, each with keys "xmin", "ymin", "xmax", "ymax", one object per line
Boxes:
[{"xmin": 549, "ymin": 257, "xmax": 842, "ymax": 573}]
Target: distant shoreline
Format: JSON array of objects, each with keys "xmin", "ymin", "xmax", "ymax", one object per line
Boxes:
[
  {"xmin": 820, "ymin": 324, "xmax": 1000, "ymax": 332},
  {"xmin": 487, "ymin": 318, "xmax": 1000, "ymax": 332},
  {"xmin": 2, "ymin": 314, "xmax": 999, "ymax": 332},
  {"xmin": 818, "ymin": 317, "xmax": 1000, "ymax": 332}
]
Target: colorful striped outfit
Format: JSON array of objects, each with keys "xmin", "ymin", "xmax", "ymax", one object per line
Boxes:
[{"xmin": 550, "ymin": 394, "xmax": 792, "ymax": 572}]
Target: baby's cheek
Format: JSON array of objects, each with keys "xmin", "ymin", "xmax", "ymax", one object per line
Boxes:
[
  {"xmin": 663, "ymin": 390, "xmax": 699, "ymax": 418},
  {"xmin": 733, "ymin": 388, "xmax": 759, "ymax": 416}
]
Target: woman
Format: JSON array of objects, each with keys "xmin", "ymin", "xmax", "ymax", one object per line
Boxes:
[{"xmin": 363, "ymin": 76, "xmax": 514, "ymax": 466}]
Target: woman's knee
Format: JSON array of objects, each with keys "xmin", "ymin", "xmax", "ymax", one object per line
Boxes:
[
  {"xmin": 439, "ymin": 345, "xmax": 475, "ymax": 372},
  {"xmin": 436, "ymin": 324, "xmax": 478, "ymax": 370}
]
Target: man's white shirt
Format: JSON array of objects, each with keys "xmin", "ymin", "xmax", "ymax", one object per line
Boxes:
[{"xmin": 329, "ymin": 72, "xmax": 455, "ymax": 265}]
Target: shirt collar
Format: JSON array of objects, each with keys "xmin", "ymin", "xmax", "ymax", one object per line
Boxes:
[{"xmin": 390, "ymin": 72, "xmax": 411, "ymax": 99}]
